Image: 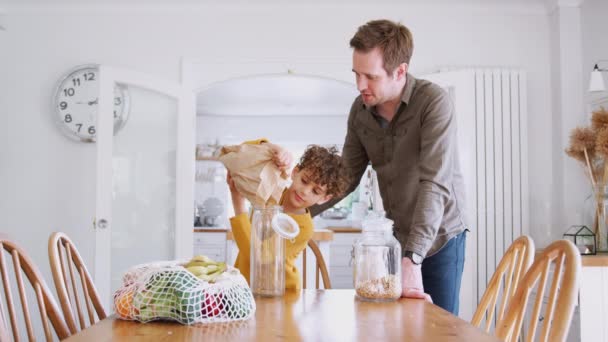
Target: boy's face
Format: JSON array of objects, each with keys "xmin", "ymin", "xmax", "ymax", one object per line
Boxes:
[{"xmin": 286, "ymin": 167, "xmax": 333, "ymax": 209}]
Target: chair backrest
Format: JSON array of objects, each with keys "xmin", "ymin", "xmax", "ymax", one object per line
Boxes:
[
  {"xmin": 495, "ymin": 239, "xmax": 581, "ymax": 342},
  {"xmin": 48, "ymin": 232, "xmax": 106, "ymax": 334},
  {"xmin": 471, "ymin": 235, "xmax": 535, "ymax": 332},
  {"xmin": 302, "ymin": 240, "xmax": 331, "ymax": 289},
  {"xmin": 0, "ymin": 234, "xmax": 71, "ymax": 341}
]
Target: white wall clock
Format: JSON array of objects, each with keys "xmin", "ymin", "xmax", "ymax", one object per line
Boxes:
[{"xmin": 54, "ymin": 64, "xmax": 130, "ymax": 142}]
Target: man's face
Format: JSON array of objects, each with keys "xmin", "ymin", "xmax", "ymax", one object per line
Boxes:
[
  {"xmin": 286, "ymin": 168, "xmax": 332, "ymax": 209},
  {"xmin": 352, "ymin": 47, "xmax": 406, "ymax": 107}
]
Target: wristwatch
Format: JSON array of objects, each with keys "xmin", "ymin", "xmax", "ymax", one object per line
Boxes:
[{"xmin": 404, "ymin": 251, "xmax": 423, "ymax": 265}]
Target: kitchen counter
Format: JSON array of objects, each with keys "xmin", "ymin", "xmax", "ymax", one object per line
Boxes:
[
  {"xmin": 226, "ymin": 228, "xmax": 333, "ymax": 241},
  {"xmin": 194, "ymin": 227, "xmax": 334, "ymax": 241},
  {"xmin": 578, "ymin": 252, "xmax": 608, "ymax": 267},
  {"xmin": 325, "ymin": 226, "xmax": 362, "ymax": 233},
  {"xmin": 535, "ymin": 250, "xmax": 608, "ymax": 267},
  {"xmin": 193, "ymin": 227, "xmax": 228, "ymax": 233}
]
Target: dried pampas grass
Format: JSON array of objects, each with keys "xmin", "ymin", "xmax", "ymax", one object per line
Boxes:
[
  {"xmin": 592, "ymin": 108, "xmax": 608, "ymax": 131},
  {"xmin": 569, "ymin": 127, "xmax": 596, "ymax": 151},
  {"xmin": 598, "ymin": 128, "xmax": 608, "ymax": 158},
  {"xmin": 566, "ymin": 126, "xmax": 601, "ymax": 187},
  {"xmin": 566, "ymin": 127, "xmax": 596, "ymax": 163},
  {"xmin": 569, "ymin": 107, "xmax": 608, "ymax": 249}
]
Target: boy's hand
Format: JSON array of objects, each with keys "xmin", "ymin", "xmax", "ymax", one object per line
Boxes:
[
  {"xmin": 227, "ymin": 172, "xmax": 246, "ymax": 215},
  {"xmin": 265, "ymin": 142, "xmax": 293, "ymax": 172},
  {"xmin": 226, "ymin": 171, "xmax": 238, "ymax": 193}
]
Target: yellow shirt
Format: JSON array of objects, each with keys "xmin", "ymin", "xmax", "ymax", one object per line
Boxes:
[{"xmin": 230, "ymin": 210, "xmax": 314, "ymax": 290}]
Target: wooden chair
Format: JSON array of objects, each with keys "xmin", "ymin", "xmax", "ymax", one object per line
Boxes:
[
  {"xmin": 302, "ymin": 240, "xmax": 332, "ymax": 289},
  {"xmin": 495, "ymin": 239, "xmax": 582, "ymax": 342},
  {"xmin": 472, "ymin": 235, "xmax": 535, "ymax": 332},
  {"xmin": 0, "ymin": 234, "xmax": 71, "ymax": 341},
  {"xmin": 48, "ymin": 232, "xmax": 106, "ymax": 334},
  {"xmin": 0, "ymin": 306, "xmax": 10, "ymax": 342}
]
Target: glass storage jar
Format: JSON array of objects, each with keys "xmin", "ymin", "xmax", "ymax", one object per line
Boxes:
[
  {"xmin": 353, "ymin": 211, "xmax": 401, "ymax": 302},
  {"xmin": 250, "ymin": 205, "xmax": 299, "ymax": 297}
]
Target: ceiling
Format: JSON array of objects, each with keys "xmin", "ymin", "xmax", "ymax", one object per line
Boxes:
[{"xmin": 0, "ymin": 0, "xmax": 556, "ymax": 8}]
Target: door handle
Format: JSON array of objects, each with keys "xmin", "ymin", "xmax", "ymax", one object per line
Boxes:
[{"xmin": 96, "ymin": 218, "xmax": 109, "ymax": 229}]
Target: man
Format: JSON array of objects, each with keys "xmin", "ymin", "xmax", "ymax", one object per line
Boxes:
[{"xmin": 310, "ymin": 19, "xmax": 467, "ymax": 315}]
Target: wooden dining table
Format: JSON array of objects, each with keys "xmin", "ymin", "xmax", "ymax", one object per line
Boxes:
[{"xmin": 65, "ymin": 289, "xmax": 499, "ymax": 341}]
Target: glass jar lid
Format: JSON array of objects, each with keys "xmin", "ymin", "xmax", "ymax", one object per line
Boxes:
[{"xmin": 271, "ymin": 213, "xmax": 300, "ymax": 239}]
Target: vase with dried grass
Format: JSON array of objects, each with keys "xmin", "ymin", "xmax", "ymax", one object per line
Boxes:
[{"xmin": 566, "ymin": 108, "xmax": 608, "ymax": 251}]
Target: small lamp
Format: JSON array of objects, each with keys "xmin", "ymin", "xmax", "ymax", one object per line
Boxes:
[
  {"xmin": 563, "ymin": 225, "xmax": 596, "ymax": 255},
  {"xmin": 589, "ymin": 62, "xmax": 608, "ymax": 92}
]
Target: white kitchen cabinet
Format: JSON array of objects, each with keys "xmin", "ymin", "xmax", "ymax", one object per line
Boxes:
[
  {"xmin": 579, "ymin": 263, "xmax": 608, "ymax": 342},
  {"xmin": 328, "ymin": 232, "xmax": 360, "ymax": 289},
  {"xmin": 193, "ymin": 231, "xmax": 228, "ymax": 263}
]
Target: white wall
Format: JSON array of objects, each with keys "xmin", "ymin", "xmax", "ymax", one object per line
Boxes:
[
  {"xmin": 582, "ymin": 0, "xmax": 608, "ymax": 96},
  {"xmin": 0, "ymin": 3, "xmax": 554, "ymax": 295}
]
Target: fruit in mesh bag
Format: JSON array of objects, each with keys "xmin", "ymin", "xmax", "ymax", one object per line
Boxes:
[
  {"xmin": 201, "ymin": 292, "xmax": 225, "ymax": 318},
  {"xmin": 114, "ymin": 290, "xmax": 138, "ymax": 319},
  {"xmin": 133, "ymin": 269, "xmax": 204, "ymax": 324},
  {"xmin": 223, "ymin": 285, "xmax": 255, "ymax": 320},
  {"xmin": 185, "ymin": 255, "xmax": 227, "ymax": 283}
]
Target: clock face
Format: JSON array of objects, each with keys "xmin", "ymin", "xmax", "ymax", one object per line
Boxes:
[{"xmin": 54, "ymin": 65, "xmax": 130, "ymax": 142}]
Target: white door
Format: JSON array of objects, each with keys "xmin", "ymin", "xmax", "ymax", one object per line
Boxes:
[{"xmin": 95, "ymin": 65, "xmax": 196, "ymax": 308}]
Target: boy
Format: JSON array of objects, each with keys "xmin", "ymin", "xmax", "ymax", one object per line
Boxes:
[{"xmin": 227, "ymin": 141, "xmax": 349, "ymax": 289}]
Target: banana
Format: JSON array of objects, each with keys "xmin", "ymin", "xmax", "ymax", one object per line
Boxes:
[
  {"xmin": 186, "ymin": 265, "xmax": 209, "ymax": 276},
  {"xmin": 185, "ymin": 260, "xmax": 216, "ymax": 268},
  {"xmin": 198, "ymin": 270, "xmax": 221, "ymax": 282},
  {"xmin": 190, "ymin": 255, "xmax": 214, "ymax": 263},
  {"xmin": 197, "ymin": 273, "xmax": 214, "ymax": 282},
  {"xmin": 197, "ymin": 263, "xmax": 227, "ymax": 283},
  {"xmin": 185, "ymin": 255, "xmax": 228, "ymax": 282}
]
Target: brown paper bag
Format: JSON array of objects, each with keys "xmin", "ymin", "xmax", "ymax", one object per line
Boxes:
[{"xmin": 219, "ymin": 143, "xmax": 288, "ymax": 206}]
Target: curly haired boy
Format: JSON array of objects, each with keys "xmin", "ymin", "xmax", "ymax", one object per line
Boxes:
[{"xmin": 228, "ymin": 141, "xmax": 350, "ymax": 289}]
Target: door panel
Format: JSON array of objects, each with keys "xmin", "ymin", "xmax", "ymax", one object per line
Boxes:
[
  {"xmin": 96, "ymin": 66, "xmax": 195, "ymax": 308},
  {"xmin": 109, "ymin": 86, "xmax": 177, "ymax": 293}
]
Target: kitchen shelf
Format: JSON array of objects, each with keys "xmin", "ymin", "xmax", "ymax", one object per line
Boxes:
[{"xmin": 193, "ymin": 227, "xmax": 228, "ymax": 232}]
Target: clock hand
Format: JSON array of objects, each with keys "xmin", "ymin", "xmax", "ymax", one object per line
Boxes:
[{"xmin": 88, "ymin": 98, "xmax": 99, "ymax": 106}]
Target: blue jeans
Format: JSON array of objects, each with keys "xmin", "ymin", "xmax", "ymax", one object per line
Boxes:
[{"xmin": 421, "ymin": 231, "xmax": 466, "ymax": 315}]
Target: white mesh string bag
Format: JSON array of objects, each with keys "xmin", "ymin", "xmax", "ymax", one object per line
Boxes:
[{"xmin": 114, "ymin": 260, "xmax": 256, "ymax": 324}]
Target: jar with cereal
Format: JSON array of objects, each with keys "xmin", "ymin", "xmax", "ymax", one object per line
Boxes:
[{"xmin": 353, "ymin": 211, "xmax": 401, "ymax": 302}]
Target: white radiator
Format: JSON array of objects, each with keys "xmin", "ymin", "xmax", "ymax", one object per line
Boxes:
[{"xmin": 422, "ymin": 68, "xmax": 529, "ymax": 321}]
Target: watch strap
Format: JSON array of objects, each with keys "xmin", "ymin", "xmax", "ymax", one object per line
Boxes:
[{"xmin": 404, "ymin": 251, "xmax": 423, "ymax": 265}]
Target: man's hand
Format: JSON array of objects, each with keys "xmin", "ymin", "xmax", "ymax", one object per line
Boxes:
[
  {"xmin": 226, "ymin": 172, "xmax": 246, "ymax": 215},
  {"xmin": 401, "ymin": 257, "xmax": 433, "ymax": 303},
  {"xmin": 265, "ymin": 142, "xmax": 293, "ymax": 172}
]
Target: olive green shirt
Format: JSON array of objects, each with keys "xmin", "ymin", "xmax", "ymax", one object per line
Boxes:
[{"xmin": 311, "ymin": 73, "xmax": 467, "ymax": 258}]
